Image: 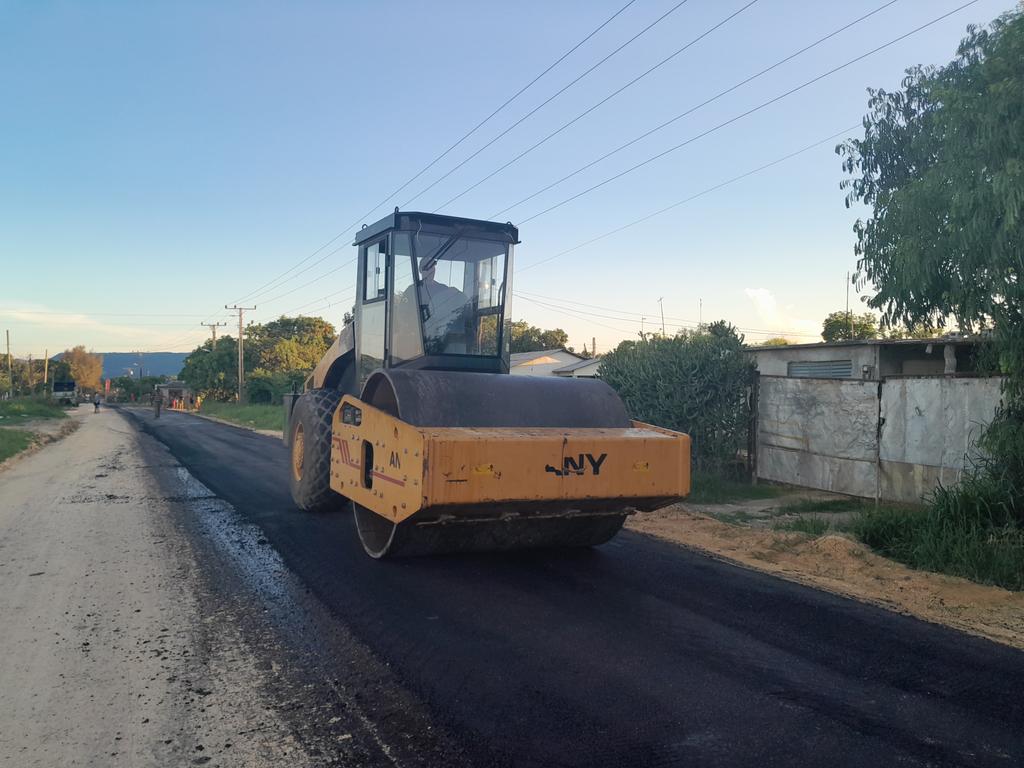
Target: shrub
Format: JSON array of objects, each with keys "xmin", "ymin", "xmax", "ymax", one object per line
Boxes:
[{"xmin": 599, "ymin": 322, "xmax": 754, "ymax": 475}]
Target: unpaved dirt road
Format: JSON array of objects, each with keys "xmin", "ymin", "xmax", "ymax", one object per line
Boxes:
[{"xmin": 3, "ymin": 407, "xmax": 1024, "ymax": 767}]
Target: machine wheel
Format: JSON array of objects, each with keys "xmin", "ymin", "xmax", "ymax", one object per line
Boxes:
[
  {"xmin": 288, "ymin": 389, "xmax": 345, "ymax": 513},
  {"xmin": 352, "ymin": 370, "xmax": 632, "ymax": 558}
]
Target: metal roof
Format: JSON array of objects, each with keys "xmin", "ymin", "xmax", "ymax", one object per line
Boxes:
[{"xmin": 353, "ymin": 211, "xmax": 519, "ymax": 247}]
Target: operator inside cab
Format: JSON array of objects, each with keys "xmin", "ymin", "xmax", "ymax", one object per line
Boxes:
[{"xmin": 418, "ymin": 256, "xmax": 469, "ymax": 352}]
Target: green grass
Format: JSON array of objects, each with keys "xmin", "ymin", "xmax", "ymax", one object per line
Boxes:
[
  {"xmin": 849, "ymin": 475, "xmax": 1024, "ymax": 590},
  {"xmin": 773, "ymin": 516, "xmax": 830, "ymax": 536},
  {"xmin": 774, "ymin": 498, "xmax": 872, "ymax": 515},
  {"xmin": 0, "ymin": 398, "xmax": 67, "ymax": 424},
  {"xmin": 200, "ymin": 402, "xmax": 283, "ymax": 432},
  {"xmin": 709, "ymin": 510, "xmax": 759, "ymax": 525},
  {"xmin": 688, "ymin": 472, "xmax": 789, "ymax": 504},
  {"xmin": 0, "ymin": 428, "xmax": 35, "ymax": 462}
]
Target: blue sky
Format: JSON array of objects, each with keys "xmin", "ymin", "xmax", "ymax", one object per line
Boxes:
[{"xmin": 0, "ymin": 0, "xmax": 1013, "ymax": 356}]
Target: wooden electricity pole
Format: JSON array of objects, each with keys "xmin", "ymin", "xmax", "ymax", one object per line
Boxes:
[
  {"xmin": 6, "ymin": 330, "xmax": 12, "ymax": 398},
  {"xmin": 201, "ymin": 321, "xmax": 227, "ymax": 345},
  {"xmin": 225, "ymin": 305, "xmax": 255, "ymax": 403},
  {"xmin": 43, "ymin": 349, "xmax": 48, "ymax": 387}
]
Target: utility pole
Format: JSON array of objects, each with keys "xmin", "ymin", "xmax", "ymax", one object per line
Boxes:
[
  {"xmin": 699, "ymin": 298, "xmax": 703, "ymax": 327},
  {"xmin": 43, "ymin": 349, "xmax": 48, "ymax": 387},
  {"xmin": 592, "ymin": 336, "xmax": 596, "ymax": 356},
  {"xmin": 201, "ymin": 321, "xmax": 227, "ymax": 345},
  {"xmin": 225, "ymin": 305, "xmax": 256, "ymax": 403},
  {"xmin": 6, "ymin": 330, "xmax": 12, "ymax": 399},
  {"xmin": 658, "ymin": 297, "xmax": 666, "ymax": 336},
  {"xmin": 27, "ymin": 353, "xmax": 33, "ymax": 390}
]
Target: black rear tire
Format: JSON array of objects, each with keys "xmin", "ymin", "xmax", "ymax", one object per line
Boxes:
[{"xmin": 288, "ymin": 389, "xmax": 346, "ymax": 513}]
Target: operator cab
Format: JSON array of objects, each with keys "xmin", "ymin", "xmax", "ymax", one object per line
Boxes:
[{"xmin": 354, "ymin": 211, "xmax": 518, "ymax": 382}]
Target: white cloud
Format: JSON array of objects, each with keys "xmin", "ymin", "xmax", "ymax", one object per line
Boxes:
[{"xmin": 743, "ymin": 288, "xmax": 821, "ymax": 341}]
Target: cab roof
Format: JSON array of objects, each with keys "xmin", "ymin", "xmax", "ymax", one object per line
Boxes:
[{"xmin": 353, "ymin": 211, "xmax": 520, "ymax": 247}]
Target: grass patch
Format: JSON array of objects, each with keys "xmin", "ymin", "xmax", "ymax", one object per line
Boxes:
[
  {"xmin": 0, "ymin": 428, "xmax": 35, "ymax": 462},
  {"xmin": 200, "ymin": 402, "xmax": 283, "ymax": 432},
  {"xmin": 775, "ymin": 498, "xmax": 870, "ymax": 515},
  {"xmin": 688, "ymin": 473, "xmax": 788, "ymax": 505},
  {"xmin": 850, "ymin": 474, "xmax": 1024, "ymax": 590},
  {"xmin": 0, "ymin": 398, "xmax": 67, "ymax": 424},
  {"xmin": 709, "ymin": 510, "xmax": 759, "ymax": 526},
  {"xmin": 774, "ymin": 516, "xmax": 830, "ymax": 536}
]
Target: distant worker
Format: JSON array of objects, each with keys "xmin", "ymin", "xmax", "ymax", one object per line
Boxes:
[
  {"xmin": 93, "ymin": 392, "xmax": 101, "ymax": 413},
  {"xmin": 153, "ymin": 389, "xmax": 163, "ymax": 419}
]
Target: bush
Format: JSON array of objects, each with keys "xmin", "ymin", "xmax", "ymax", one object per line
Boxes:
[
  {"xmin": 851, "ymin": 465, "xmax": 1024, "ymax": 590},
  {"xmin": 599, "ymin": 322, "xmax": 754, "ymax": 474}
]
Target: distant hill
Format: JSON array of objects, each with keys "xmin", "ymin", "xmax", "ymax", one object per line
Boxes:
[
  {"xmin": 100, "ymin": 352, "xmax": 188, "ymax": 380},
  {"xmin": 52, "ymin": 351, "xmax": 189, "ymax": 380}
]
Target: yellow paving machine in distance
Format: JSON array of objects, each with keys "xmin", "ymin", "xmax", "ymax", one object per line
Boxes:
[{"xmin": 284, "ymin": 211, "xmax": 690, "ymax": 558}]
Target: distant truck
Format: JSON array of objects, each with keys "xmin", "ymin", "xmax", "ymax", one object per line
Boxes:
[{"xmin": 52, "ymin": 380, "xmax": 77, "ymax": 406}]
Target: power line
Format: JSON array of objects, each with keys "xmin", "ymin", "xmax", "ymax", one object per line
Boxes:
[
  {"xmin": 491, "ymin": 0, "xmax": 901, "ymax": 219},
  {"xmin": 518, "ymin": 124, "xmax": 859, "ymax": 273},
  {"xmin": 399, "ymin": 0, "xmax": 695, "ymax": 210},
  {"xmin": 435, "ymin": 0, "xmax": 762, "ymax": 213},
  {"xmin": 516, "ymin": 291, "xmax": 823, "ymax": 339},
  {"xmin": 226, "ymin": 1, "xmax": 636, "ymax": 307},
  {"xmin": 517, "ymin": 0, "xmax": 980, "ymax": 226}
]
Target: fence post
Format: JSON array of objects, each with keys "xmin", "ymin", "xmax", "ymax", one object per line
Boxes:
[{"xmin": 748, "ymin": 371, "xmax": 760, "ymax": 484}]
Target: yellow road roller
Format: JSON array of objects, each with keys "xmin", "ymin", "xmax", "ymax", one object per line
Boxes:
[{"xmin": 285, "ymin": 211, "xmax": 690, "ymax": 558}]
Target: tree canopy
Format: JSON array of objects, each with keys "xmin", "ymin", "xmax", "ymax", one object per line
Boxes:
[
  {"xmin": 821, "ymin": 311, "xmax": 879, "ymax": 342},
  {"xmin": 62, "ymin": 346, "xmax": 103, "ymax": 390},
  {"xmin": 837, "ymin": 9, "xmax": 1023, "ymax": 395}
]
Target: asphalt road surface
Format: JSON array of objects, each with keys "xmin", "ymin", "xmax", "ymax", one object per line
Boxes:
[{"xmin": 122, "ymin": 407, "xmax": 1024, "ymax": 768}]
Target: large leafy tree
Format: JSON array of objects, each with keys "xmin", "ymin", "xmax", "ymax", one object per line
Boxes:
[
  {"xmin": 62, "ymin": 345, "xmax": 103, "ymax": 390},
  {"xmin": 839, "ymin": 10, "xmax": 1024, "ymax": 505},
  {"xmin": 821, "ymin": 311, "xmax": 879, "ymax": 342},
  {"xmin": 837, "ymin": 9, "xmax": 1023, "ymax": 397}
]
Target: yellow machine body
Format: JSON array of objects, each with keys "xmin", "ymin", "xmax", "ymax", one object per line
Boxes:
[{"xmin": 330, "ymin": 395, "xmax": 691, "ymax": 524}]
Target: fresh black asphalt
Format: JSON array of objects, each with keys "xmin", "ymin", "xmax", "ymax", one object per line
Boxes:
[{"xmin": 125, "ymin": 408, "xmax": 1024, "ymax": 767}]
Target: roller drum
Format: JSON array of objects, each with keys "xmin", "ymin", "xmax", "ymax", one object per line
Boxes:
[{"xmin": 353, "ymin": 369, "xmax": 631, "ymax": 558}]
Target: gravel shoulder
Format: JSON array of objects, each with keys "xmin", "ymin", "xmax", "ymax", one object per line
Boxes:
[
  {"xmin": 629, "ymin": 503, "xmax": 1024, "ymax": 650},
  {"xmin": 0, "ymin": 407, "xmax": 312, "ymax": 766}
]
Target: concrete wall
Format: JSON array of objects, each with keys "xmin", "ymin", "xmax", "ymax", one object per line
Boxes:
[
  {"xmin": 752, "ymin": 345, "xmax": 878, "ymax": 378},
  {"xmin": 756, "ymin": 375, "xmax": 1003, "ymax": 502},
  {"xmin": 879, "ymin": 377, "xmax": 1003, "ymax": 502},
  {"xmin": 757, "ymin": 377, "xmax": 879, "ymax": 496}
]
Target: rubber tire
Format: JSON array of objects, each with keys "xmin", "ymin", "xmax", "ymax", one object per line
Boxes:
[{"xmin": 288, "ymin": 389, "xmax": 346, "ymax": 513}]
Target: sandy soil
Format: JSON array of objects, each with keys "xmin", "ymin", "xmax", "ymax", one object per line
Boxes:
[
  {"xmin": 629, "ymin": 505, "xmax": 1024, "ymax": 651},
  {"xmin": 0, "ymin": 407, "xmax": 311, "ymax": 766}
]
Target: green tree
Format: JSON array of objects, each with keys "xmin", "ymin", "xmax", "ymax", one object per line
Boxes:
[
  {"xmin": 837, "ymin": 10, "xmax": 1023, "ymax": 391},
  {"xmin": 821, "ymin": 311, "xmax": 878, "ymax": 342},
  {"xmin": 760, "ymin": 337, "xmax": 792, "ymax": 347},
  {"xmin": 839, "ymin": 10, "xmax": 1024, "ymax": 514}
]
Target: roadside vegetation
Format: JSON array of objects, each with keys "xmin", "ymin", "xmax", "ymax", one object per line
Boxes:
[
  {"xmin": 838, "ymin": 10, "xmax": 1024, "ymax": 590},
  {"xmin": 0, "ymin": 428, "xmax": 35, "ymax": 463},
  {"xmin": 0, "ymin": 397, "xmax": 67, "ymax": 424},
  {"xmin": 199, "ymin": 402, "xmax": 283, "ymax": 432},
  {"xmin": 688, "ymin": 474, "xmax": 787, "ymax": 505}
]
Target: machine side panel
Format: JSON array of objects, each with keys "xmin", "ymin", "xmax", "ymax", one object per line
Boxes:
[{"xmin": 330, "ymin": 396, "xmax": 426, "ymax": 522}]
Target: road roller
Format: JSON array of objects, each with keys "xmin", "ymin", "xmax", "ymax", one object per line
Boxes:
[{"xmin": 284, "ymin": 210, "xmax": 690, "ymax": 558}]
